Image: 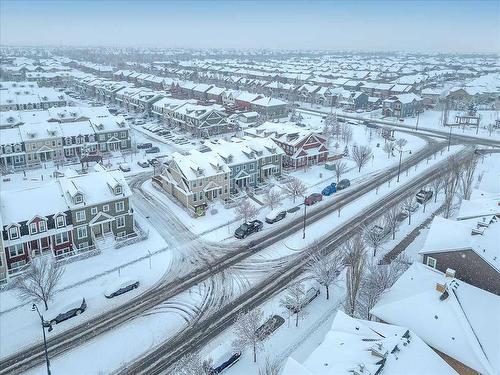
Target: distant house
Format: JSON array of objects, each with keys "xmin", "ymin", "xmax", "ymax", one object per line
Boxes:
[
  {"xmin": 250, "ymin": 97, "xmax": 288, "ymax": 119},
  {"xmin": 382, "ymin": 93, "xmax": 423, "ymax": 118}
]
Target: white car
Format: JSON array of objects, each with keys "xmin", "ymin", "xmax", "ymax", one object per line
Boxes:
[{"xmin": 119, "ymin": 163, "xmax": 131, "ymax": 172}]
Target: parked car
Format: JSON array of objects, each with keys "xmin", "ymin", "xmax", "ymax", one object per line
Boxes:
[
  {"xmin": 286, "ymin": 287, "xmax": 320, "ymax": 313},
  {"xmin": 234, "ymin": 220, "xmax": 263, "ymax": 239},
  {"xmin": 265, "ymin": 209, "xmax": 287, "ymax": 224},
  {"xmin": 119, "ymin": 163, "xmax": 131, "ymax": 172},
  {"xmin": 43, "ymin": 298, "xmax": 87, "ymax": 328},
  {"xmin": 137, "ymin": 142, "xmax": 153, "ymax": 149},
  {"xmin": 287, "ymin": 206, "xmax": 301, "ymax": 214},
  {"xmin": 104, "ymin": 279, "xmax": 139, "ymax": 299},
  {"xmin": 137, "ymin": 160, "xmax": 150, "ymax": 168},
  {"xmin": 134, "ymin": 119, "xmax": 145, "ymax": 125},
  {"xmin": 337, "ymin": 179, "xmax": 351, "ymax": 190},
  {"xmin": 321, "ymin": 183, "xmax": 337, "ymax": 196},
  {"xmin": 255, "ymin": 315, "xmax": 285, "ymax": 341},
  {"xmin": 416, "ymin": 189, "xmax": 433, "ymax": 204},
  {"xmin": 369, "ymin": 224, "xmax": 391, "ymax": 240},
  {"xmin": 148, "ymin": 158, "xmax": 159, "ymax": 166},
  {"xmin": 145, "ymin": 146, "xmax": 160, "ymax": 154},
  {"xmin": 210, "ymin": 352, "xmax": 242, "ymax": 374},
  {"xmin": 304, "ymin": 193, "xmax": 323, "ymax": 206}
]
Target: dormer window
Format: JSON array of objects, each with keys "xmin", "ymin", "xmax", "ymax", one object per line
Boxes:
[
  {"xmin": 9, "ymin": 226, "xmax": 19, "ymax": 240},
  {"xmin": 29, "ymin": 222, "xmax": 38, "ymax": 235},
  {"xmin": 39, "ymin": 220, "xmax": 47, "ymax": 232},
  {"xmin": 56, "ymin": 215, "xmax": 66, "ymax": 228},
  {"xmin": 115, "ymin": 185, "xmax": 122, "ymax": 195},
  {"xmin": 75, "ymin": 194, "xmax": 83, "ymax": 204}
]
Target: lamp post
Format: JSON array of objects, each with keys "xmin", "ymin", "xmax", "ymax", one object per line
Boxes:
[
  {"xmin": 32, "ymin": 304, "xmax": 51, "ymax": 375},
  {"xmin": 447, "ymin": 126, "xmax": 453, "ymax": 151},
  {"xmin": 397, "ymin": 148, "xmax": 412, "ymax": 183},
  {"xmin": 302, "ymin": 203, "xmax": 307, "ymax": 239}
]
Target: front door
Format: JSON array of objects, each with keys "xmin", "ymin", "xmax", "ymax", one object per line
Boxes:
[
  {"xmin": 103, "ymin": 221, "xmax": 111, "ymax": 234},
  {"xmin": 93, "ymin": 224, "xmax": 102, "ymax": 237}
]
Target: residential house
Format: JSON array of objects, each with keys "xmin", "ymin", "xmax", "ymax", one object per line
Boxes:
[
  {"xmin": 170, "ymin": 103, "xmax": 229, "ymax": 137},
  {"xmin": 382, "ymin": 94, "xmax": 423, "ymax": 118},
  {"xmin": 250, "ymin": 97, "xmax": 288, "ymax": 119}
]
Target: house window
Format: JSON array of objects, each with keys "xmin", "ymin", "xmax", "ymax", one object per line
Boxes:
[
  {"xmin": 56, "ymin": 215, "xmax": 66, "ymax": 228},
  {"xmin": 55, "ymin": 232, "xmax": 69, "ymax": 245},
  {"xmin": 39, "ymin": 220, "xmax": 47, "ymax": 232},
  {"xmin": 75, "ymin": 194, "xmax": 83, "ymax": 204},
  {"xmin": 77, "ymin": 226, "xmax": 87, "ymax": 239},
  {"xmin": 8, "ymin": 243, "xmax": 24, "ymax": 257},
  {"xmin": 91, "ymin": 207, "xmax": 98, "ymax": 215},
  {"xmin": 103, "ymin": 204, "xmax": 109, "ymax": 212},
  {"xmin": 116, "ymin": 216, "xmax": 126, "ymax": 228},
  {"xmin": 115, "ymin": 186, "xmax": 122, "ymax": 195},
  {"xmin": 193, "ymin": 194, "xmax": 197, "ymax": 202},
  {"xmin": 9, "ymin": 226, "xmax": 19, "ymax": 240},
  {"xmin": 426, "ymin": 256, "xmax": 437, "ymax": 269},
  {"xmin": 29, "ymin": 222, "xmax": 37, "ymax": 235},
  {"xmin": 76, "ymin": 210, "xmax": 86, "ymax": 223},
  {"xmin": 115, "ymin": 201, "xmax": 125, "ymax": 212}
]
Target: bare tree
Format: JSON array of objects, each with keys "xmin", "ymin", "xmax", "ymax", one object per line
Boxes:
[
  {"xmin": 443, "ymin": 158, "xmax": 463, "ymax": 218},
  {"xmin": 258, "ymin": 356, "xmax": 281, "ymax": 375},
  {"xmin": 306, "ymin": 244, "xmax": 343, "ymax": 300},
  {"xmin": 430, "ymin": 177, "xmax": 444, "ymax": 203},
  {"xmin": 351, "ymin": 145, "xmax": 373, "ymax": 172},
  {"xmin": 233, "ymin": 308, "xmax": 265, "ymax": 363},
  {"xmin": 401, "ymin": 196, "xmax": 416, "ymax": 225},
  {"xmin": 486, "ymin": 123, "xmax": 495, "ymax": 136},
  {"xmin": 13, "ymin": 255, "xmax": 64, "ymax": 310},
  {"xmin": 363, "ymin": 221, "xmax": 389, "ymax": 257},
  {"xmin": 383, "ymin": 141, "xmax": 394, "ymax": 159},
  {"xmin": 172, "ymin": 351, "xmax": 212, "ymax": 375},
  {"xmin": 460, "ymin": 154, "xmax": 478, "ymax": 200},
  {"xmin": 343, "ymin": 235, "xmax": 367, "ymax": 317},
  {"xmin": 341, "ymin": 125, "xmax": 353, "ymax": 145},
  {"xmin": 263, "ymin": 188, "xmax": 282, "ymax": 210},
  {"xmin": 332, "ymin": 160, "xmax": 348, "ymax": 182},
  {"xmin": 384, "ymin": 205, "xmax": 401, "ymax": 240},
  {"xmin": 395, "ymin": 138, "xmax": 408, "ymax": 149},
  {"xmin": 280, "ymin": 282, "xmax": 308, "ymax": 327},
  {"xmin": 358, "ymin": 254, "xmax": 410, "ymax": 320},
  {"xmin": 284, "ymin": 177, "xmax": 307, "ymax": 203},
  {"xmin": 235, "ymin": 198, "xmax": 259, "ymax": 223}
]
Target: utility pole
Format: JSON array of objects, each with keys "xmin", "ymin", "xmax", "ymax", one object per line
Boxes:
[
  {"xmin": 415, "ymin": 111, "xmax": 420, "ymax": 131},
  {"xmin": 302, "ymin": 204, "xmax": 307, "ymax": 239},
  {"xmin": 397, "ymin": 148, "xmax": 403, "ymax": 183},
  {"xmin": 448, "ymin": 126, "xmax": 452, "ymax": 151},
  {"xmin": 32, "ymin": 304, "xmax": 51, "ymax": 375}
]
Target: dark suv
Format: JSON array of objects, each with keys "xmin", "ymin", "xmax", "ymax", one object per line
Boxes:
[
  {"xmin": 304, "ymin": 193, "xmax": 322, "ymax": 206},
  {"xmin": 337, "ymin": 179, "xmax": 351, "ymax": 190},
  {"xmin": 234, "ymin": 220, "xmax": 263, "ymax": 239}
]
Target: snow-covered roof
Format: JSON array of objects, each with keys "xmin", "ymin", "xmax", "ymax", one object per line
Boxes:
[
  {"xmin": 371, "ymin": 263, "xmax": 500, "ymax": 375},
  {"xmin": 282, "ymin": 310, "xmax": 457, "ymax": 375},
  {"xmin": 170, "ymin": 149, "xmax": 230, "ymax": 181}
]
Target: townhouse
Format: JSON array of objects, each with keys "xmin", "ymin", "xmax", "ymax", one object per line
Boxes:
[
  {"xmin": 245, "ymin": 121, "xmax": 329, "ymax": 168},
  {"xmin": 0, "ymin": 86, "xmax": 67, "ymax": 112},
  {"xmin": 0, "ymin": 165, "xmax": 135, "ymax": 279},
  {"xmin": 170, "ymin": 103, "xmax": 230, "ymax": 137},
  {"xmin": 250, "ymin": 97, "xmax": 288, "ymax": 119},
  {"xmin": 382, "ymin": 93, "xmax": 423, "ymax": 118},
  {"xmin": 153, "ymin": 149, "xmax": 231, "ymax": 215},
  {"xmin": 19, "ymin": 123, "xmax": 65, "ymax": 166}
]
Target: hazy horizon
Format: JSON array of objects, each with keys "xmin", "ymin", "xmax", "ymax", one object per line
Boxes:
[{"xmin": 1, "ymin": 0, "xmax": 499, "ymax": 53}]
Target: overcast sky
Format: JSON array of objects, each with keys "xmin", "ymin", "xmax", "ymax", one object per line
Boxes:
[{"xmin": 0, "ymin": 0, "xmax": 498, "ymax": 53}]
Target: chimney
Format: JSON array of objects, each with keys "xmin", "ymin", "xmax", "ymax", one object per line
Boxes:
[
  {"xmin": 436, "ymin": 283, "xmax": 446, "ymax": 293},
  {"xmin": 445, "ymin": 268, "xmax": 456, "ymax": 278}
]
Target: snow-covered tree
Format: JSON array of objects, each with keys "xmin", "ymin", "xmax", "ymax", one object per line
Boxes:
[
  {"xmin": 343, "ymin": 235, "xmax": 367, "ymax": 317},
  {"xmin": 460, "ymin": 154, "xmax": 478, "ymax": 200},
  {"xmin": 401, "ymin": 196, "xmax": 417, "ymax": 225},
  {"xmin": 351, "ymin": 145, "xmax": 373, "ymax": 172},
  {"xmin": 233, "ymin": 308, "xmax": 265, "ymax": 363},
  {"xmin": 443, "ymin": 158, "xmax": 462, "ymax": 218},
  {"xmin": 487, "ymin": 123, "xmax": 495, "ymax": 136},
  {"xmin": 280, "ymin": 282, "xmax": 308, "ymax": 327},
  {"xmin": 332, "ymin": 160, "xmax": 348, "ymax": 182},
  {"xmin": 384, "ymin": 205, "xmax": 401, "ymax": 240},
  {"xmin": 341, "ymin": 125, "xmax": 353, "ymax": 145},
  {"xmin": 13, "ymin": 255, "xmax": 64, "ymax": 310},
  {"xmin": 258, "ymin": 356, "xmax": 281, "ymax": 375},
  {"xmin": 395, "ymin": 138, "xmax": 408, "ymax": 149},
  {"xmin": 172, "ymin": 351, "xmax": 212, "ymax": 375},
  {"xmin": 235, "ymin": 198, "xmax": 259, "ymax": 223},
  {"xmin": 263, "ymin": 188, "xmax": 282, "ymax": 210},
  {"xmin": 430, "ymin": 177, "xmax": 444, "ymax": 203},
  {"xmin": 306, "ymin": 243, "xmax": 343, "ymax": 300},
  {"xmin": 363, "ymin": 221, "xmax": 389, "ymax": 257},
  {"xmin": 383, "ymin": 141, "xmax": 394, "ymax": 159},
  {"xmin": 284, "ymin": 177, "xmax": 307, "ymax": 203}
]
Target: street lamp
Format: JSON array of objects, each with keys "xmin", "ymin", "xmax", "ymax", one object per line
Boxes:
[
  {"xmin": 397, "ymin": 148, "xmax": 412, "ymax": 183},
  {"xmin": 448, "ymin": 126, "xmax": 453, "ymax": 151},
  {"xmin": 32, "ymin": 303, "xmax": 52, "ymax": 375},
  {"xmin": 302, "ymin": 203, "xmax": 307, "ymax": 239}
]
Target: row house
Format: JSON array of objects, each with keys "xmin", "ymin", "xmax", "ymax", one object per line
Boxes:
[
  {"xmin": 153, "ymin": 149, "xmax": 231, "ymax": 215},
  {"xmin": 382, "ymin": 93, "xmax": 423, "ymax": 118},
  {"xmin": 0, "ymin": 88, "xmax": 67, "ymax": 112},
  {"xmin": 112, "ymin": 70, "xmax": 134, "ymax": 81},
  {"xmin": 206, "ymin": 86, "xmax": 226, "ymax": 103},
  {"xmin": 234, "ymin": 92, "xmax": 263, "ymax": 111},
  {"xmin": 1, "ymin": 165, "xmax": 135, "ymax": 278},
  {"xmin": 208, "ymin": 137, "xmax": 284, "ymax": 194},
  {"xmin": 0, "ymin": 128, "xmax": 25, "ymax": 170},
  {"xmin": 128, "ymin": 89, "xmax": 165, "ymax": 114},
  {"xmin": 250, "ymin": 97, "xmax": 288, "ymax": 119},
  {"xmin": 94, "ymin": 81, "xmax": 130, "ymax": 104},
  {"xmin": 245, "ymin": 122, "xmax": 329, "ymax": 168},
  {"xmin": 192, "ymin": 83, "xmax": 214, "ymax": 101},
  {"xmin": 20, "ymin": 123, "xmax": 65, "ymax": 166},
  {"xmin": 170, "ymin": 103, "xmax": 230, "ymax": 137},
  {"xmin": 264, "ymin": 81, "xmax": 296, "ymax": 100},
  {"xmin": 0, "ymin": 216, "xmax": 6, "ymax": 283},
  {"xmin": 151, "ymin": 96, "xmax": 187, "ymax": 120}
]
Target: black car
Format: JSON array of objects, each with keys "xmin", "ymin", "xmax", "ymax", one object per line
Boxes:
[
  {"xmin": 137, "ymin": 143, "xmax": 153, "ymax": 149},
  {"xmin": 416, "ymin": 189, "xmax": 433, "ymax": 204},
  {"xmin": 337, "ymin": 179, "xmax": 351, "ymax": 190},
  {"xmin": 265, "ymin": 209, "xmax": 287, "ymax": 224},
  {"xmin": 43, "ymin": 298, "xmax": 87, "ymax": 327},
  {"xmin": 145, "ymin": 146, "xmax": 160, "ymax": 154},
  {"xmin": 105, "ymin": 279, "xmax": 139, "ymax": 299},
  {"xmin": 234, "ymin": 220, "xmax": 263, "ymax": 239},
  {"xmin": 210, "ymin": 352, "xmax": 241, "ymax": 374}
]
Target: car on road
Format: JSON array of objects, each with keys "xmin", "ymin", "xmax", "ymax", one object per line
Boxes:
[
  {"xmin": 416, "ymin": 189, "xmax": 433, "ymax": 204},
  {"xmin": 104, "ymin": 279, "xmax": 139, "ymax": 299},
  {"xmin": 304, "ymin": 193, "xmax": 322, "ymax": 206},
  {"xmin": 337, "ymin": 179, "xmax": 351, "ymax": 190},
  {"xmin": 43, "ymin": 297, "xmax": 87, "ymax": 328},
  {"xmin": 265, "ymin": 209, "xmax": 287, "ymax": 224},
  {"xmin": 255, "ymin": 314, "xmax": 285, "ymax": 341},
  {"xmin": 137, "ymin": 160, "xmax": 150, "ymax": 168},
  {"xmin": 285, "ymin": 287, "xmax": 320, "ymax": 313},
  {"xmin": 145, "ymin": 146, "xmax": 160, "ymax": 154},
  {"xmin": 321, "ymin": 183, "xmax": 337, "ymax": 196},
  {"xmin": 119, "ymin": 163, "xmax": 131, "ymax": 172},
  {"xmin": 234, "ymin": 220, "xmax": 263, "ymax": 239},
  {"xmin": 137, "ymin": 143, "xmax": 153, "ymax": 150},
  {"xmin": 210, "ymin": 352, "xmax": 241, "ymax": 374}
]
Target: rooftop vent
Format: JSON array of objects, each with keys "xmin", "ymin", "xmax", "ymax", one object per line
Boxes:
[
  {"xmin": 445, "ymin": 268, "xmax": 456, "ymax": 278},
  {"xmin": 436, "ymin": 283, "xmax": 446, "ymax": 294}
]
